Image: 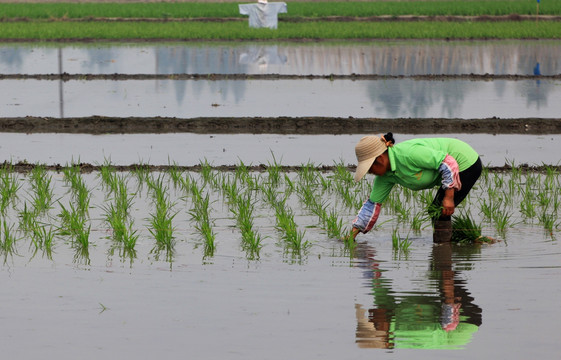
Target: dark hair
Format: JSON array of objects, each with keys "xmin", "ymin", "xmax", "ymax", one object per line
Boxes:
[{"xmin": 383, "ymin": 132, "xmax": 395, "ymax": 145}]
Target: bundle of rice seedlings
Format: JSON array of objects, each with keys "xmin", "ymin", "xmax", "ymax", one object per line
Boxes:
[{"xmin": 452, "ymin": 214, "xmax": 493, "ymax": 244}]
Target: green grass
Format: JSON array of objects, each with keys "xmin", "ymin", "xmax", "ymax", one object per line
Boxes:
[
  {"xmin": 0, "ymin": 19, "xmax": 559, "ymax": 41},
  {"xmin": 0, "ymin": 1, "xmax": 558, "ymax": 20}
]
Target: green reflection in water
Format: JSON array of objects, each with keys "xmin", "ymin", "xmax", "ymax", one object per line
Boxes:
[{"xmin": 354, "ymin": 242, "xmax": 482, "ymax": 349}]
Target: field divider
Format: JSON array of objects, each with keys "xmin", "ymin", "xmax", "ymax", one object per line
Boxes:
[
  {"xmin": 2, "ymin": 73, "xmax": 560, "ymax": 81},
  {"xmin": 0, "ymin": 116, "xmax": 559, "ymax": 135},
  {"xmin": 2, "ymin": 161, "xmax": 561, "ymax": 175}
]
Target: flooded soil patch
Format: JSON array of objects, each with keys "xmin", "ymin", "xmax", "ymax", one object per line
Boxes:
[
  {"xmin": 2, "ymin": 78, "xmax": 559, "ymax": 118},
  {"xmin": 2, "ymin": 40, "xmax": 560, "ymax": 76},
  {"xmin": 0, "ymin": 164, "xmax": 560, "ymax": 358}
]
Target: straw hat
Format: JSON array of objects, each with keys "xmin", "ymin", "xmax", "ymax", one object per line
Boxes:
[{"xmin": 354, "ymin": 135, "xmax": 388, "ymax": 182}]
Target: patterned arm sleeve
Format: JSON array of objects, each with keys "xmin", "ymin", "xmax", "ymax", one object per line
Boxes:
[
  {"xmin": 352, "ymin": 199, "xmax": 382, "ymax": 234},
  {"xmin": 438, "ymin": 154, "xmax": 462, "ymax": 191}
]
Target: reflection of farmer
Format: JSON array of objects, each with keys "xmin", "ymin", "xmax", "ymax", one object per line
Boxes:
[
  {"xmin": 349, "ymin": 133, "xmax": 482, "ymax": 243},
  {"xmin": 354, "ymin": 242, "xmax": 482, "ymax": 349}
]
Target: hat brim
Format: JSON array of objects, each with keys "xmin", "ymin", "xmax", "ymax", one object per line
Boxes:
[{"xmin": 354, "ymin": 156, "xmax": 377, "ymax": 182}]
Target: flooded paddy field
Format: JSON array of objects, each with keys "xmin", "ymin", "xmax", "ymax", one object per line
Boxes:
[
  {"xmin": 2, "ymin": 77, "xmax": 560, "ymax": 119},
  {"xmin": 2, "ymin": 40, "xmax": 561, "ymax": 76},
  {"xmin": 1, "ymin": 40, "xmax": 561, "ymax": 359},
  {"xmin": 0, "ymin": 163, "xmax": 560, "ymax": 359}
]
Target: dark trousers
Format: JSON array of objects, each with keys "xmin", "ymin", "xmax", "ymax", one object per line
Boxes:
[{"xmin": 431, "ymin": 157, "xmax": 482, "ymax": 222}]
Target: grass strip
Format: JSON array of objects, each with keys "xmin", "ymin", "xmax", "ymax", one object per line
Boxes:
[
  {"xmin": 1, "ymin": 20, "xmax": 559, "ymax": 40},
  {"xmin": 0, "ymin": 1, "xmax": 559, "ymax": 19}
]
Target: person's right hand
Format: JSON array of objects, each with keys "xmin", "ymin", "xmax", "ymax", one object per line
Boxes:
[{"xmin": 343, "ymin": 227, "xmax": 361, "ymax": 242}]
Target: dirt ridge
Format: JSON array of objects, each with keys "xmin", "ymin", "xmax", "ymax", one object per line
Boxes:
[
  {"xmin": 3, "ymin": 160, "xmax": 559, "ymax": 174},
  {"xmin": 2, "ymin": 73, "xmax": 559, "ymax": 81},
  {"xmin": 1, "ymin": 116, "xmax": 559, "ymax": 135}
]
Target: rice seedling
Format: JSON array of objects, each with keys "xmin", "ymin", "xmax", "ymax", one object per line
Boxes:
[
  {"xmin": 148, "ymin": 203, "xmax": 177, "ymax": 251},
  {"xmin": 29, "ymin": 165, "xmax": 54, "ymax": 215},
  {"xmin": 122, "ymin": 224, "xmax": 139, "ymax": 252},
  {"xmin": 199, "ymin": 159, "xmax": 218, "ymax": 188},
  {"xmin": 325, "ymin": 208, "xmax": 346, "ymax": 239},
  {"xmin": 58, "ymin": 202, "xmax": 84, "ymax": 237},
  {"xmin": 102, "ymin": 174, "xmax": 135, "ymax": 253},
  {"xmin": 537, "ymin": 190, "xmax": 551, "ymax": 211},
  {"xmin": 258, "ymin": 179, "xmax": 308, "ymax": 253},
  {"xmin": 99, "ymin": 160, "xmax": 118, "ymax": 194},
  {"xmin": 543, "ymin": 164, "xmax": 559, "ymax": 191},
  {"xmin": 391, "ymin": 227, "xmax": 412, "ymax": 252},
  {"xmin": 105, "ymin": 203, "xmax": 126, "ymax": 241},
  {"xmin": 188, "ymin": 192, "xmax": 216, "ymax": 257},
  {"xmin": 0, "ymin": 162, "xmax": 21, "ymax": 214},
  {"xmin": 298, "ymin": 162, "xmax": 319, "ymax": 187},
  {"xmin": 275, "ymin": 206, "xmax": 308, "ymax": 252},
  {"xmin": 410, "ymin": 211, "xmax": 425, "ymax": 235},
  {"xmin": 329, "ymin": 166, "xmax": 358, "ymax": 210},
  {"xmin": 167, "ymin": 161, "xmax": 184, "ymax": 190},
  {"xmin": 30, "ymin": 223, "xmax": 55, "ymax": 259},
  {"xmin": 284, "ymin": 174, "xmax": 295, "ymax": 195},
  {"xmin": 492, "ymin": 210, "xmax": 512, "ymax": 237},
  {"xmin": 18, "ymin": 202, "xmax": 36, "ymax": 233},
  {"xmin": 146, "ymin": 175, "xmax": 177, "ymax": 253},
  {"xmin": 451, "ymin": 213, "xmax": 493, "ymax": 243},
  {"xmin": 5, "ymin": 1, "xmax": 560, "ymax": 20},
  {"xmin": 479, "ymin": 197, "xmax": 500, "ymax": 223},
  {"xmin": 231, "ymin": 192, "xmax": 262, "ymax": 256},
  {"xmin": 266, "ymin": 157, "xmax": 282, "ymax": 188},
  {"xmin": 4, "ymin": 19, "xmax": 561, "ymax": 41},
  {"xmin": 0, "ymin": 219, "xmax": 18, "ymax": 262},
  {"xmin": 538, "ymin": 211, "xmax": 558, "ymax": 235},
  {"xmin": 62, "ymin": 163, "xmax": 91, "ymax": 216},
  {"xmin": 391, "ymin": 197, "xmax": 409, "ymax": 222},
  {"xmin": 132, "ymin": 162, "xmax": 150, "ymax": 191},
  {"xmin": 519, "ymin": 192, "xmax": 537, "ymax": 220}
]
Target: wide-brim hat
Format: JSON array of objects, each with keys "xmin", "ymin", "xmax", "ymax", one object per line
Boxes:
[{"xmin": 354, "ymin": 135, "xmax": 388, "ymax": 182}]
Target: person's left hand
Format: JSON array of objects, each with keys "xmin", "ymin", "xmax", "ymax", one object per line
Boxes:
[{"xmin": 442, "ymin": 189, "xmax": 455, "ymax": 216}]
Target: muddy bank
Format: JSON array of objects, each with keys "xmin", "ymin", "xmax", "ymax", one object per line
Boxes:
[
  {"xmin": 2, "ymin": 73, "xmax": 560, "ymax": 81},
  {"xmin": 4, "ymin": 160, "xmax": 558, "ymax": 174},
  {"xmin": 1, "ymin": 116, "xmax": 559, "ymax": 135}
]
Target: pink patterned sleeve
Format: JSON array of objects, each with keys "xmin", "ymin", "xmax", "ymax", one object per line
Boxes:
[
  {"xmin": 438, "ymin": 154, "xmax": 462, "ymax": 191},
  {"xmin": 352, "ymin": 200, "xmax": 382, "ymax": 234}
]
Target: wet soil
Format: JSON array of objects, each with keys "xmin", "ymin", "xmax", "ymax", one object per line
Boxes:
[
  {"xmin": 1, "ymin": 116, "xmax": 559, "ymax": 135},
  {"xmin": 4, "ymin": 159, "xmax": 558, "ymax": 174},
  {"xmin": 3, "ymin": 74, "xmax": 560, "ymax": 81}
]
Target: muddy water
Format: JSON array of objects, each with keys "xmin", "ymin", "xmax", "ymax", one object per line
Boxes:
[
  {"xmin": 1, "ymin": 170, "xmax": 560, "ymax": 359},
  {"xmin": 2, "ymin": 41, "xmax": 560, "ymax": 118},
  {"xmin": 2, "ymin": 78, "xmax": 559, "ymax": 118},
  {"xmin": 1, "ymin": 40, "xmax": 560, "ymax": 76},
  {"xmin": 2, "ymin": 40, "xmax": 561, "ymax": 359},
  {"xmin": 1, "ymin": 133, "xmax": 559, "ymax": 167}
]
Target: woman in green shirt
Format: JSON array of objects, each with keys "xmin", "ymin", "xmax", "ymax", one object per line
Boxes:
[{"xmin": 350, "ymin": 133, "xmax": 482, "ymax": 243}]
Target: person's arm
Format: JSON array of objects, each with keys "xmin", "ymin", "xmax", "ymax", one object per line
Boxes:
[
  {"xmin": 348, "ymin": 199, "xmax": 382, "ymax": 240},
  {"xmin": 438, "ymin": 155, "xmax": 462, "ymax": 216}
]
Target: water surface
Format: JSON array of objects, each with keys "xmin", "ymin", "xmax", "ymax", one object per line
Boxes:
[
  {"xmin": 1, "ymin": 40, "xmax": 559, "ymax": 76},
  {"xmin": 2, "ymin": 78, "xmax": 557, "ymax": 118}
]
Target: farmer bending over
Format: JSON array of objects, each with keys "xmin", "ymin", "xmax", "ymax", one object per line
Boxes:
[{"xmin": 349, "ymin": 133, "xmax": 482, "ymax": 243}]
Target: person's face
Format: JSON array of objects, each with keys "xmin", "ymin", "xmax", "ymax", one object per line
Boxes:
[{"xmin": 368, "ymin": 154, "xmax": 389, "ymax": 176}]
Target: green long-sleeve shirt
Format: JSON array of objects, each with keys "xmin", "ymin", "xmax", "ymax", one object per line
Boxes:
[{"xmin": 369, "ymin": 138, "xmax": 479, "ymax": 204}]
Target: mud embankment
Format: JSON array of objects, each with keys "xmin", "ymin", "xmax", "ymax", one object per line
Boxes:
[
  {"xmin": 4, "ymin": 160, "xmax": 559, "ymax": 174},
  {"xmin": 2, "ymin": 74, "xmax": 560, "ymax": 81},
  {"xmin": 1, "ymin": 116, "xmax": 559, "ymax": 135}
]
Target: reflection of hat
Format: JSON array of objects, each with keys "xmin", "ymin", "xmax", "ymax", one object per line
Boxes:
[{"xmin": 354, "ymin": 135, "xmax": 388, "ymax": 182}]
